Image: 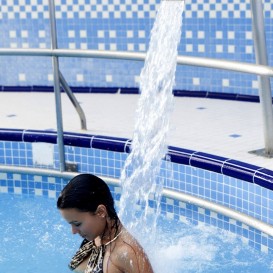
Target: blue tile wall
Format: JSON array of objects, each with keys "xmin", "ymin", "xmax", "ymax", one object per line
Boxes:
[
  {"xmin": 0, "ymin": 129, "xmax": 273, "ymax": 253},
  {"xmin": 1, "ymin": 0, "xmax": 273, "ymax": 96}
]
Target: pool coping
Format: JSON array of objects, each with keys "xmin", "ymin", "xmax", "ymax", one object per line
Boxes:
[
  {"xmin": 0, "ymin": 86, "xmax": 265, "ymax": 103},
  {"xmin": 0, "ymin": 128, "xmax": 272, "ymax": 191}
]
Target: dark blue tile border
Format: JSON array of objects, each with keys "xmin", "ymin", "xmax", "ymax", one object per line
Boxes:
[
  {"xmin": 190, "ymin": 152, "xmax": 227, "ymax": 173},
  {"xmin": 70, "ymin": 87, "xmax": 119, "ymax": 93},
  {"xmin": 222, "ymin": 159, "xmax": 261, "ymax": 183},
  {"xmin": 63, "ymin": 132, "xmax": 93, "ymax": 148},
  {"xmin": 23, "ymin": 130, "xmax": 57, "ymax": 144},
  {"xmin": 254, "ymin": 168, "xmax": 273, "ymax": 190},
  {"xmin": 120, "ymin": 87, "xmax": 139, "ymax": 94},
  {"xmin": 90, "ymin": 87, "xmax": 118, "ymax": 93},
  {"xmin": 173, "ymin": 90, "xmax": 208, "ymax": 98},
  {"xmin": 167, "ymin": 146, "xmax": 195, "ymax": 165},
  {"xmin": 207, "ymin": 92, "xmax": 238, "ymax": 100},
  {"xmin": 91, "ymin": 135, "xmax": 130, "ymax": 152},
  {"xmin": 173, "ymin": 89, "xmax": 262, "ymax": 103},
  {"xmin": 236, "ymin": 94, "xmax": 260, "ymax": 103},
  {"xmin": 70, "ymin": 87, "xmax": 91, "ymax": 93},
  {"xmin": 32, "ymin": 86, "xmax": 54, "ymax": 92},
  {"xmin": 1, "ymin": 86, "xmax": 32, "ymax": 92},
  {"xmin": 0, "ymin": 128, "xmax": 24, "ymax": 141},
  {"xmin": 0, "ymin": 86, "xmax": 265, "ymax": 103},
  {"xmin": 0, "ymin": 128, "xmax": 272, "ymax": 192}
]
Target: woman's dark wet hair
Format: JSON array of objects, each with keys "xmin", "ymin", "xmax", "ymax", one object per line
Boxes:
[{"xmin": 57, "ymin": 173, "xmax": 118, "ymax": 220}]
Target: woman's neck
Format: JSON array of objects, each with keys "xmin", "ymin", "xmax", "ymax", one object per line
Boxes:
[{"xmin": 101, "ymin": 218, "xmax": 122, "ymax": 245}]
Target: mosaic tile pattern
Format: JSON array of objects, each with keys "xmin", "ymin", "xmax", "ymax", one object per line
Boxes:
[
  {"xmin": 1, "ymin": 129, "xmax": 273, "ymax": 253},
  {"xmin": 1, "ymin": 0, "xmax": 273, "ymax": 95}
]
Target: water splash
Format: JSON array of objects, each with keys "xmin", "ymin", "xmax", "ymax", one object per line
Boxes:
[
  {"xmin": 119, "ymin": 1, "xmax": 184, "ymax": 239},
  {"xmin": 2, "ymin": 195, "xmax": 272, "ymax": 273},
  {"xmin": 152, "ymin": 221, "xmax": 261, "ymax": 273}
]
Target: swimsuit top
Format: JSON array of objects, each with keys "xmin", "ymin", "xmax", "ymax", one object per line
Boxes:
[{"xmin": 69, "ymin": 231, "xmax": 123, "ymax": 273}]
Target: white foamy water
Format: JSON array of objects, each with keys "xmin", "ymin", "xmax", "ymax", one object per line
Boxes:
[
  {"xmin": 151, "ymin": 222, "xmax": 257, "ymax": 273},
  {"xmin": 119, "ymin": 1, "xmax": 184, "ymax": 239}
]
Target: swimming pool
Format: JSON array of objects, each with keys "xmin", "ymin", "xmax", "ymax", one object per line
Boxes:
[
  {"xmin": 1, "ymin": 1, "xmax": 273, "ymax": 271},
  {"xmin": 2, "ymin": 189, "xmax": 273, "ymax": 273}
]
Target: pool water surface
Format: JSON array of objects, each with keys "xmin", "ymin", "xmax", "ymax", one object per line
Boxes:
[{"xmin": 1, "ymin": 193, "xmax": 273, "ymax": 273}]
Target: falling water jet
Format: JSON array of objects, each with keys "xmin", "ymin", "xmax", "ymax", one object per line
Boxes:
[{"xmin": 119, "ymin": 0, "xmax": 185, "ymax": 243}]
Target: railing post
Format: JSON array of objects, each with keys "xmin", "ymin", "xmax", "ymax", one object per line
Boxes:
[
  {"xmin": 48, "ymin": 0, "xmax": 66, "ymax": 171},
  {"xmin": 59, "ymin": 71, "xmax": 87, "ymax": 130},
  {"xmin": 250, "ymin": 0, "xmax": 273, "ymax": 157}
]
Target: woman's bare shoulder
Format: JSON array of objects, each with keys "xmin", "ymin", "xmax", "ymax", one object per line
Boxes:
[{"xmin": 111, "ymin": 231, "xmax": 154, "ymax": 273}]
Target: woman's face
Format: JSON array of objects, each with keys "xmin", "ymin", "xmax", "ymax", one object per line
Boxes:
[{"xmin": 60, "ymin": 207, "xmax": 106, "ymax": 241}]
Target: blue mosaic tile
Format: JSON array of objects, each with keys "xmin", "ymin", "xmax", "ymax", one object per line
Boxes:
[
  {"xmin": 2, "ymin": 0, "xmax": 272, "ymax": 96},
  {"xmin": 229, "ymin": 134, "xmax": 242, "ymax": 138}
]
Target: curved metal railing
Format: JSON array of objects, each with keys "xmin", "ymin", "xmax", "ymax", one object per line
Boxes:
[
  {"xmin": 1, "ymin": 48, "xmax": 273, "ymax": 77},
  {"xmin": 1, "ymin": 164, "xmax": 273, "ymax": 237}
]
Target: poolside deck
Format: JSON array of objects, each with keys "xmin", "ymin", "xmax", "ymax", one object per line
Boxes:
[{"xmin": 1, "ymin": 91, "xmax": 272, "ymax": 171}]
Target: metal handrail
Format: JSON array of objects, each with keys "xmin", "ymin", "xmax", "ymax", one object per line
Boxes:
[
  {"xmin": 250, "ymin": 0, "xmax": 273, "ymax": 157},
  {"xmin": 59, "ymin": 71, "xmax": 87, "ymax": 130},
  {"xmin": 1, "ymin": 164, "xmax": 273, "ymax": 237},
  {"xmin": 1, "ymin": 48, "xmax": 273, "ymax": 77},
  {"xmin": 49, "ymin": 0, "xmax": 65, "ymax": 172}
]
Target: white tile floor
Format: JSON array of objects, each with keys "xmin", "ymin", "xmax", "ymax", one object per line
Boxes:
[{"xmin": 1, "ymin": 92, "xmax": 273, "ymax": 170}]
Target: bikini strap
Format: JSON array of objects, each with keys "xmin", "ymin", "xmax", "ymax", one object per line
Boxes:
[{"xmin": 104, "ymin": 230, "xmax": 123, "ymax": 246}]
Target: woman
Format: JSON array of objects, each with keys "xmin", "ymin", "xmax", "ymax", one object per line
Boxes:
[{"xmin": 57, "ymin": 173, "xmax": 154, "ymax": 273}]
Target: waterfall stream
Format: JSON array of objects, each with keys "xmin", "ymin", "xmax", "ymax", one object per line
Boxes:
[{"xmin": 119, "ymin": 0, "xmax": 185, "ymax": 241}]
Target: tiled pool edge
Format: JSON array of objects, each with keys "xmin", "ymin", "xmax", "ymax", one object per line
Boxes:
[{"xmin": 0, "ymin": 128, "xmax": 270, "ymax": 188}]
